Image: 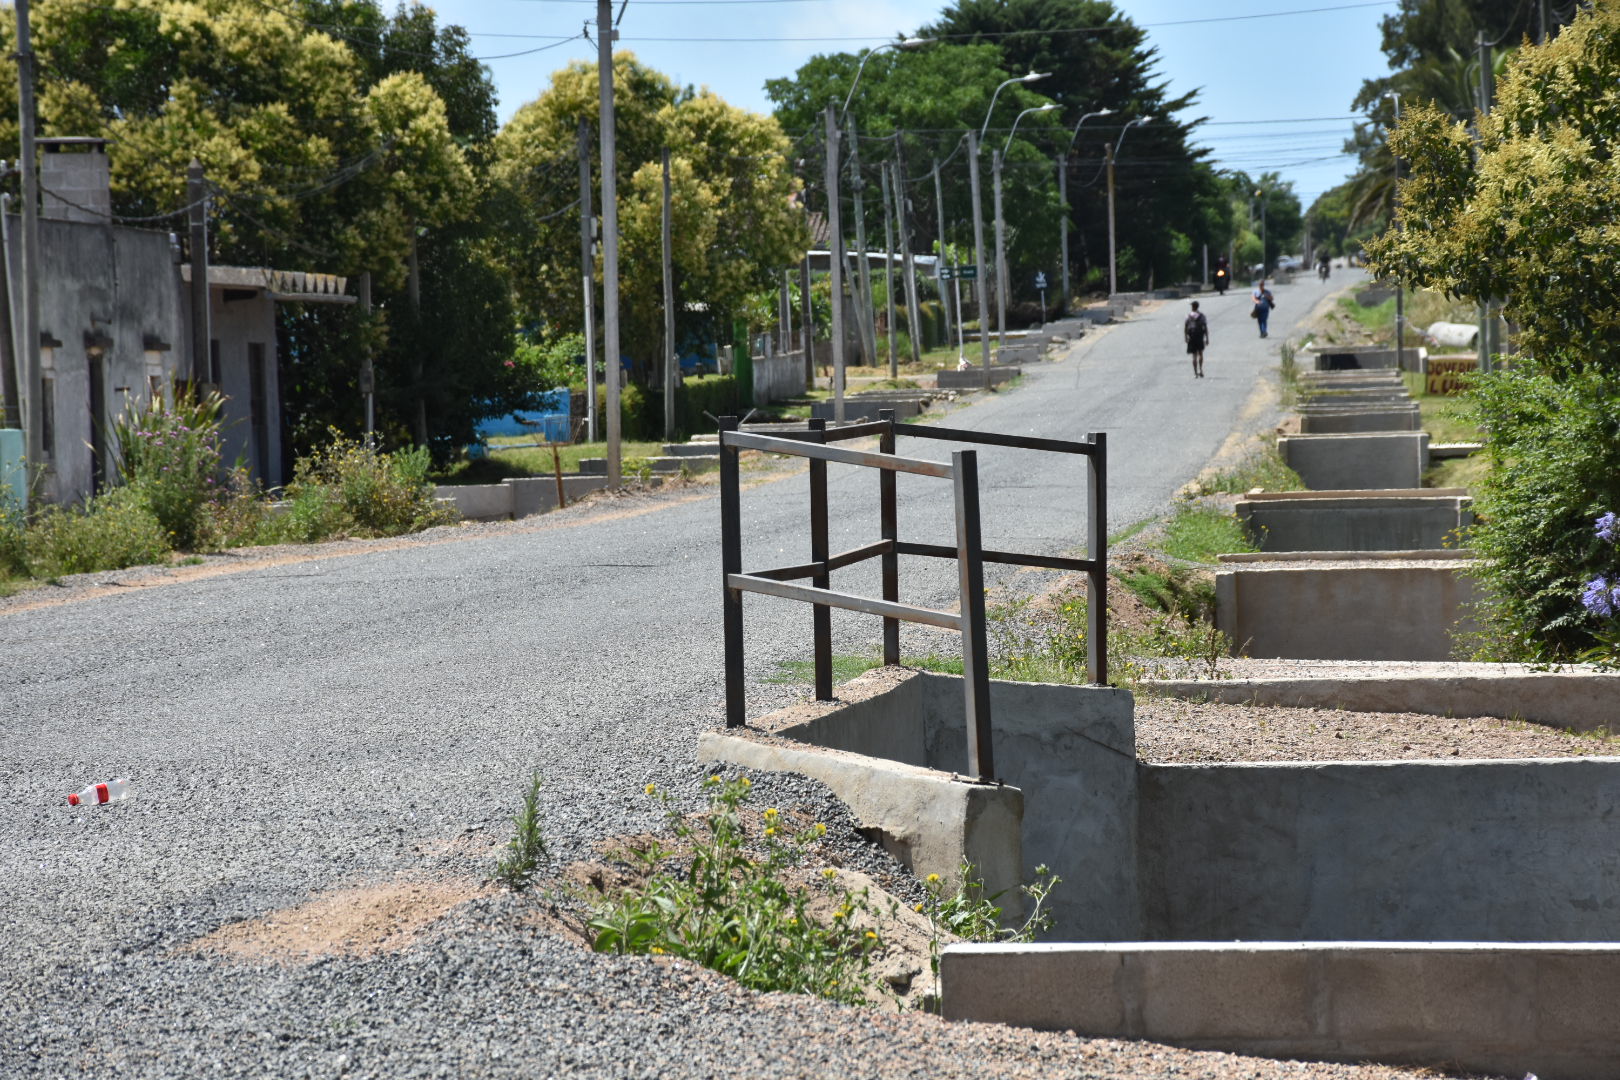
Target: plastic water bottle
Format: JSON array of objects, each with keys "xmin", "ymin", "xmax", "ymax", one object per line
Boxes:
[{"xmin": 66, "ymin": 778, "xmax": 132, "ymax": 806}]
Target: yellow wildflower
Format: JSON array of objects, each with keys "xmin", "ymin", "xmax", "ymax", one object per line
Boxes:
[
  {"xmin": 865, "ymin": 931, "xmax": 878, "ymax": 940},
  {"xmin": 763, "ymin": 807, "xmax": 779, "ymax": 821},
  {"xmin": 706, "ymin": 774, "xmax": 722, "ymax": 786},
  {"xmin": 914, "ymin": 903, "xmax": 924, "ymax": 913},
  {"xmin": 651, "ymin": 947, "xmax": 665, "ymax": 955},
  {"xmin": 926, "ymin": 873, "xmax": 941, "ymax": 884},
  {"xmin": 739, "ymin": 776, "xmax": 751, "ymax": 788},
  {"xmin": 821, "ymin": 868, "xmax": 837, "ymax": 881},
  {"xmin": 813, "ymin": 823, "xmax": 827, "ymax": 837},
  {"xmin": 644, "ymin": 783, "xmax": 656, "ymax": 796},
  {"xmin": 764, "ymin": 827, "xmax": 777, "ymax": 837}
]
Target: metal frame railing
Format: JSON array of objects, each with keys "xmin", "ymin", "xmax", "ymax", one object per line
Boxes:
[{"xmin": 718, "ymin": 411, "xmax": 1106, "ymax": 781}]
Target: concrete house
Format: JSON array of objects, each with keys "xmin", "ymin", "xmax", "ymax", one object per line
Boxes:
[{"xmin": 17, "ymin": 138, "xmax": 352, "ymax": 506}]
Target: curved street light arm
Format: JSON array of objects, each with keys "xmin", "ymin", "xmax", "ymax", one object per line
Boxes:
[
  {"xmin": 979, "ymin": 71, "xmax": 1050, "ymax": 145},
  {"xmin": 839, "ymin": 37, "xmax": 928, "ymax": 122},
  {"xmin": 1004, "ymin": 103, "xmax": 1056, "ymax": 157}
]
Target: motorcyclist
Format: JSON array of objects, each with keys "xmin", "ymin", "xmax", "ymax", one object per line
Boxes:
[
  {"xmin": 1213, "ymin": 255, "xmax": 1230, "ymax": 295},
  {"xmin": 1317, "ymin": 252, "xmax": 1331, "ymax": 281}
]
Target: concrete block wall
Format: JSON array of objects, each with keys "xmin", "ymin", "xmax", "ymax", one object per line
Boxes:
[
  {"xmin": 1298, "ymin": 408, "xmax": 1419, "ymax": 434},
  {"xmin": 936, "ymin": 366, "xmax": 1020, "ymax": 389},
  {"xmin": 433, "ymin": 475, "xmax": 611, "ymax": 521},
  {"xmin": 941, "ymin": 942, "xmax": 1620, "ymax": 1080}
]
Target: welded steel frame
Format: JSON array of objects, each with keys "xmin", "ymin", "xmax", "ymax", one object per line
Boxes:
[{"xmin": 718, "ymin": 412, "xmax": 1107, "ymax": 782}]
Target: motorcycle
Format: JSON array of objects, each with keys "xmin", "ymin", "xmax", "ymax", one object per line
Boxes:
[
  {"xmin": 1317, "ymin": 261, "xmax": 1330, "ymax": 281},
  {"xmin": 1213, "ymin": 266, "xmax": 1229, "ymax": 295}
]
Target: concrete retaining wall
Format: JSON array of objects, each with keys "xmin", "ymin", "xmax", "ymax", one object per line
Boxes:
[
  {"xmin": 1278, "ymin": 432, "xmax": 1430, "ymax": 490},
  {"xmin": 809, "ymin": 396, "xmax": 926, "ymax": 421},
  {"xmin": 433, "ymin": 475, "xmax": 611, "ymax": 520},
  {"xmin": 701, "ymin": 668, "xmax": 1139, "ymax": 940},
  {"xmin": 1215, "ymin": 557, "xmax": 1479, "ymax": 659},
  {"xmin": 752, "ymin": 349, "xmax": 806, "ymax": 404},
  {"xmin": 941, "ymin": 942, "xmax": 1620, "ymax": 1080},
  {"xmin": 1235, "ymin": 491, "xmax": 1471, "ymax": 551},
  {"xmin": 1297, "ymin": 407, "xmax": 1419, "ymax": 433},
  {"xmin": 1143, "ymin": 666, "xmax": 1620, "ymax": 734},
  {"xmin": 1305, "ymin": 345, "xmax": 1427, "ymax": 372},
  {"xmin": 1139, "ymin": 757, "xmax": 1620, "ymax": 942},
  {"xmin": 936, "ymin": 365, "xmax": 1020, "ymax": 389}
]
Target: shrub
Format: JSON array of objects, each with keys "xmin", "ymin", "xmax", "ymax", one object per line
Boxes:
[
  {"xmin": 29, "ymin": 488, "xmax": 170, "ymax": 576},
  {"xmin": 272, "ymin": 434, "xmax": 457, "ymax": 541},
  {"xmin": 617, "ymin": 375, "xmax": 740, "ymax": 441},
  {"xmin": 0, "ymin": 498, "xmax": 28, "ymax": 578},
  {"xmin": 589, "ymin": 775, "xmax": 883, "ymax": 1004},
  {"xmin": 111, "ymin": 388, "xmax": 226, "ymax": 550},
  {"xmin": 1464, "ymin": 367, "xmax": 1620, "ymax": 661}
]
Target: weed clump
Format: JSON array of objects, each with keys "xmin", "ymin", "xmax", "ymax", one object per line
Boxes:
[{"xmin": 494, "ymin": 771, "xmax": 549, "ymax": 892}]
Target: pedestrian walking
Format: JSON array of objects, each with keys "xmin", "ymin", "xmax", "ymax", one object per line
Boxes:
[
  {"xmin": 1251, "ymin": 280, "xmax": 1276, "ymax": 338},
  {"xmin": 1184, "ymin": 300, "xmax": 1209, "ymax": 378}
]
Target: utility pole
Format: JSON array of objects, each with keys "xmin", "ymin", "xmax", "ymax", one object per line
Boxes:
[
  {"xmin": 577, "ymin": 118, "xmax": 597, "ymax": 442},
  {"xmin": 992, "ymin": 148, "xmax": 1007, "ymax": 348},
  {"xmin": 880, "ymin": 161, "xmax": 897, "ymax": 377},
  {"xmin": 893, "ymin": 156, "xmax": 922, "ymax": 367},
  {"xmin": 779, "ymin": 271, "xmax": 790, "ymax": 356},
  {"xmin": 187, "ymin": 159, "xmax": 211, "ymax": 387},
  {"xmin": 799, "ymin": 254, "xmax": 812, "ymax": 384},
  {"xmin": 596, "ymin": 0, "xmax": 621, "ymax": 483},
  {"xmin": 824, "ymin": 105, "xmax": 846, "ymax": 423},
  {"xmin": 359, "ymin": 272, "xmax": 374, "ymax": 439},
  {"xmin": 966, "ymin": 130, "xmax": 991, "ymax": 387},
  {"xmin": 1477, "ymin": 32, "xmax": 1499, "ymax": 373},
  {"xmin": 0, "ymin": 190, "xmax": 18, "ymax": 431},
  {"xmin": 846, "ymin": 113, "xmax": 878, "ymax": 369},
  {"xmin": 1058, "ymin": 156, "xmax": 1070, "ymax": 314},
  {"xmin": 14, "ymin": 0, "xmax": 41, "ymax": 472},
  {"xmin": 661, "ymin": 148, "xmax": 675, "ymax": 442},
  {"xmin": 1105, "ymin": 143, "xmax": 1118, "ymax": 297},
  {"xmin": 932, "ymin": 160, "xmax": 954, "ymax": 350}
]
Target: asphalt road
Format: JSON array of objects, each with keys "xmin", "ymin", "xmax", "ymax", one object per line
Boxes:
[{"xmin": 2, "ymin": 269, "xmax": 1364, "ymax": 1079}]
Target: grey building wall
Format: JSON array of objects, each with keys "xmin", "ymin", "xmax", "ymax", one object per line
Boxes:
[{"xmin": 19, "ymin": 216, "xmax": 185, "ymax": 505}]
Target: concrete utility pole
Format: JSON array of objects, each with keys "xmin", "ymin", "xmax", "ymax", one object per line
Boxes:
[
  {"xmin": 823, "ymin": 105, "xmax": 846, "ymax": 423},
  {"xmin": 577, "ymin": 118, "xmax": 597, "ymax": 442},
  {"xmin": 661, "ymin": 148, "xmax": 676, "ymax": 442},
  {"xmin": 187, "ymin": 160, "xmax": 211, "ymax": 387},
  {"xmin": 1383, "ymin": 90, "xmax": 1404, "ymax": 377},
  {"xmin": 966, "ymin": 130, "xmax": 991, "ymax": 386},
  {"xmin": 597, "ymin": 0, "xmax": 621, "ymax": 483},
  {"xmin": 932, "ymin": 159, "xmax": 954, "ymax": 349},
  {"xmin": 1105, "ymin": 143, "xmax": 1117, "ymax": 297},
  {"xmin": 779, "ymin": 270, "xmax": 790, "ymax": 356},
  {"xmin": 799, "ymin": 245, "xmax": 812, "ymax": 387},
  {"xmin": 1476, "ymin": 32, "xmax": 1499, "ymax": 374},
  {"xmin": 846, "ymin": 113, "xmax": 877, "ymax": 369},
  {"xmin": 1057, "ymin": 157, "xmax": 1070, "ymax": 313},
  {"xmin": 892, "ymin": 156, "xmax": 922, "ymax": 366},
  {"xmin": 14, "ymin": 0, "xmax": 41, "ymax": 471},
  {"xmin": 880, "ymin": 161, "xmax": 897, "ymax": 377},
  {"xmin": 359, "ymin": 272, "xmax": 374, "ymax": 439},
  {"xmin": 0, "ymin": 190, "xmax": 18, "ymax": 431},
  {"xmin": 991, "ymin": 148, "xmax": 1007, "ymax": 348}
]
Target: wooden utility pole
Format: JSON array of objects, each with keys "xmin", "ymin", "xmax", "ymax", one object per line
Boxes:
[
  {"xmin": 933, "ymin": 160, "xmax": 954, "ymax": 349},
  {"xmin": 359, "ymin": 272, "xmax": 374, "ymax": 439},
  {"xmin": 661, "ymin": 147, "xmax": 675, "ymax": 442},
  {"xmin": 966, "ymin": 130, "xmax": 992, "ymax": 387},
  {"xmin": 846, "ymin": 112, "xmax": 877, "ymax": 368}
]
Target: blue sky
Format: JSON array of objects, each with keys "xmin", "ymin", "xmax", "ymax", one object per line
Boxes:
[{"xmin": 427, "ymin": 0, "xmax": 1394, "ymax": 206}]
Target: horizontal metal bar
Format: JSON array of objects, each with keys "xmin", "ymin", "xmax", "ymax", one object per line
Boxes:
[
  {"xmin": 722, "ymin": 431, "xmax": 953, "ymax": 478},
  {"xmin": 826, "ymin": 539, "xmax": 892, "ymax": 572},
  {"xmin": 892, "ymin": 422, "xmax": 1097, "ymax": 457},
  {"xmin": 894, "ymin": 540, "xmax": 1099, "ymax": 574},
  {"xmin": 734, "ymin": 428, "xmax": 826, "ymax": 443},
  {"xmin": 749, "ymin": 540, "xmax": 892, "ymax": 582},
  {"xmin": 821, "ymin": 420, "xmax": 891, "ymax": 442},
  {"xmin": 728, "ymin": 573, "xmax": 963, "ymax": 630}
]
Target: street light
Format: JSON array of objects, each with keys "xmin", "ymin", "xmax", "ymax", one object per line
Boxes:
[
  {"xmin": 828, "ymin": 36, "xmax": 925, "ymax": 423},
  {"xmin": 969, "ymin": 71, "xmax": 1048, "ymax": 379},
  {"xmin": 1059, "ymin": 108, "xmax": 1112, "ymax": 314},
  {"xmin": 1254, "ymin": 188, "xmax": 1266, "ymax": 276},
  {"xmin": 839, "ymin": 37, "xmax": 928, "ymax": 121},
  {"xmin": 1106, "ymin": 116, "xmax": 1149, "ymax": 297},
  {"xmin": 993, "ymin": 103, "xmax": 1055, "ymax": 345},
  {"xmin": 1382, "ymin": 89, "xmax": 1405, "ymax": 375}
]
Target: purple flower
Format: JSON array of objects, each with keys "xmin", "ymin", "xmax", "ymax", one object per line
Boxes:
[
  {"xmin": 1583, "ymin": 576, "xmax": 1614, "ymax": 617},
  {"xmin": 1598, "ymin": 512, "xmax": 1618, "ymax": 543}
]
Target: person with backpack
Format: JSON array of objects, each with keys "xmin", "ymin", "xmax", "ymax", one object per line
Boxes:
[
  {"xmin": 1251, "ymin": 280, "xmax": 1276, "ymax": 338},
  {"xmin": 1184, "ymin": 300, "xmax": 1210, "ymax": 378}
]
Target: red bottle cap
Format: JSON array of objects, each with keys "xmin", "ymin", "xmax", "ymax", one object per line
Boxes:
[{"xmin": 67, "ymin": 793, "xmax": 80, "ymax": 805}]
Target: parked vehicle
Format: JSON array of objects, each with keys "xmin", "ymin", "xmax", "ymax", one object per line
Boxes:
[{"xmin": 1276, "ymin": 254, "xmax": 1304, "ymax": 272}]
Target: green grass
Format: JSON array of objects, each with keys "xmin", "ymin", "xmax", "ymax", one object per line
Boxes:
[
  {"xmin": 765, "ymin": 655, "xmax": 884, "ymax": 684},
  {"xmin": 1161, "ymin": 505, "xmax": 1257, "ymax": 563},
  {"xmin": 1339, "ymin": 294, "xmax": 1397, "ymax": 333},
  {"xmin": 1400, "ymin": 372, "xmax": 1485, "ymax": 445},
  {"xmin": 1424, "ymin": 453, "xmax": 1488, "ymax": 492},
  {"xmin": 1196, "ymin": 447, "xmax": 1305, "ymax": 494}
]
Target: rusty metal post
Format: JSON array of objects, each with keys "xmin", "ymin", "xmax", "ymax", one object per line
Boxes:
[
  {"xmin": 808, "ymin": 417, "xmax": 833, "ymax": 700},
  {"xmin": 720, "ymin": 416, "xmax": 745, "ymax": 725},
  {"xmin": 878, "ymin": 408, "xmax": 900, "ymax": 665},
  {"xmin": 953, "ymin": 449, "xmax": 994, "ymax": 780},
  {"xmin": 1087, "ymin": 431, "xmax": 1108, "ymax": 685}
]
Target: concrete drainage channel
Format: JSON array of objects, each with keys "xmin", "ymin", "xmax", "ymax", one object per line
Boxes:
[{"xmin": 703, "ymin": 666, "xmax": 1620, "ymax": 1079}]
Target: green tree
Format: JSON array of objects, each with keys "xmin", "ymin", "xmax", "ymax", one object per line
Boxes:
[
  {"xmin": 494, "ymin": 53, "xmax": 806, "ymax": 382},
  {"xmin": 1366, "ymin": 4, "xmax": 1620, "ymax": 659}
]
